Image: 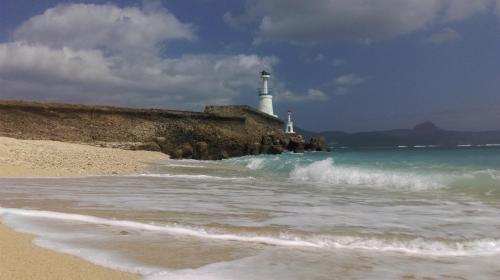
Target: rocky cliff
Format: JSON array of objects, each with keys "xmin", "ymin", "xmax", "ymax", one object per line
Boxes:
[{"xmin": 0, "ymin": 100, "xmax": 293, "ymax": 159}]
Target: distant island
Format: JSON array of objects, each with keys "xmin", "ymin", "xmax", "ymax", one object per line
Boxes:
[{"xmin": 298, "ymin": 122, "xmax": 500, "ymax": 148}]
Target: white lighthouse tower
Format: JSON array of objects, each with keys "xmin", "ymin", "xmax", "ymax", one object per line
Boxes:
[
  {"xmin": 258, "ymin": 70, "xmax": 276, "ymax": 117},
  {"xmin": 286, "ymin": 110, "xmax": 295, "ymax": 134}
]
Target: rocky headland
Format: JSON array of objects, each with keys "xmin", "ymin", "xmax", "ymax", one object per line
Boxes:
[{"xmin": 0, "ymin": 100, "xmax": 328, "ymax": 160}]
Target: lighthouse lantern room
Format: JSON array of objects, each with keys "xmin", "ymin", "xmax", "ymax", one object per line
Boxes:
[{"xmin": 258, "ymin": 70, "xmax": 277, "ymax": 117}]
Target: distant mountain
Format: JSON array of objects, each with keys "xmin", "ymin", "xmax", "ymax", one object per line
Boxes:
[{"xmin": 296, "ymin": 122, "xmax": 500, "ymax": 148}]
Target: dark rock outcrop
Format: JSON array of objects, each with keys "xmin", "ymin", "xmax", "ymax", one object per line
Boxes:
[
  {"xmin": 217, "ymin": 150, "xmax": 230, "ymax": 160},
  {"xmin": 268, "ymin": 145, "xmax": 284, "ymax": 154},
  {"xmin": 194, "ymin": 141, "xmax": 209, "ymax": 160},
  {"xmin": 180, "ymin": 143, "xmax": 194, "ymax": 159},
  {"xmin": 286, "ymin": 134, "xmax": 305, "ymax": 153},
  {"xmin": 304, "ymin": 136, "xmax": 328, "ymax": 152},
  {"xmin": 247, "ymin": 142, "xmax": 261, "ymax": 155}
]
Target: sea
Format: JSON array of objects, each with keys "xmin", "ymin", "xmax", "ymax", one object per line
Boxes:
[{"xmin": 1, "ymin": 147, "xmax": 500, "ymax": 279}]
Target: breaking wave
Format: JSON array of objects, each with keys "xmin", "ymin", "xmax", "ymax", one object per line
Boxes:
[
  {"xmin": 289, "ymin": 158, "xmax": 448, "ymax": 190},
  {"xmin": 245, "ymin": 158, "xmax": 265, "ymax": 170}
]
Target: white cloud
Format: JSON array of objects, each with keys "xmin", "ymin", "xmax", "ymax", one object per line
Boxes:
[
  {"xmin": 331, "ymin": 74, "xmax": 367, "ymax": 95},
  {"xmin": 0, "ymin": 42, "xmax": 119, "ymax": 86},
  {"xmin": 334, "ymin": 74, "xmax": 366, "ymax": 86},
  {"xmin": 0, "ymin": 3, "xmax": 280, "ymax": 109},
  {"xmin": 0, "ymin": 41, "xmax": 278, "ymax": 108},
  {"xmin": 275, "ymin": 89, "xmax": 328, "ymax": 102},
  {"xmin": 422, "ymin": 28, "xmax": 461, "ymax": 45},
  {"xmin": 228, "ymin": 0, "xmax": 499, "ymax": 44},
  {"xmin": 13, "ymin": 3, "xmax": 194, "ymax": 59}
]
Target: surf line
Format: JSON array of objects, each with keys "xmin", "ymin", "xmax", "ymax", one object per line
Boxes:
[
  {"xmin": 0, "ymin": 207, "xmax": 319, "ymax": 248},
  {"xmin": 1, "ymin": 207, "xmax": 499, "ymax": 257}
]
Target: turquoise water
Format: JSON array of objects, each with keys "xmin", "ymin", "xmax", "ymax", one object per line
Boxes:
[
  {"xmin": 231, "ymin": 147, "xmax": 500, "ymax": 197},
  {"xmin": 235, "ymin": 147, "xmax": 500, "ymax": 176},
  {"xmin": 1, "ymin": 147, "xmax": 500, "ymax": 279}
]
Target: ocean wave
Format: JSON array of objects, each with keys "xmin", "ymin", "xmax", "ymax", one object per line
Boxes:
[
  {"xmin": 448, "ymin": 169, "xmax": 500, "ymax": 197},
  {"xmin": 471, "ymin": 169, "xmax": 500, "ymax": 180},
  {"xmin": 1, "ymin": 207, "xmax": 499, "ymax": 257},
  {"xmin": 245, "ymin": 158, "xmax": 265, "ymax": 170},
  {"xmin": 230, "ymin": 155, "xmax": 306, "ymax": 173},
  {"xmin": 289, "ymin": 159, "xmax": 447, "ymax": 190}
]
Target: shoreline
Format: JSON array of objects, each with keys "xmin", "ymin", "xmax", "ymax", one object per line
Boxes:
[
  {"xmin": 0, "ymin": 223, "xmax": 140, "ymax": 280},
  {"xmin": 0, "ymin": 136, "xmax": 168, "ymax": 279}
]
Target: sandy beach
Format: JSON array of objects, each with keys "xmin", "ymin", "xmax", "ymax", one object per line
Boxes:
[
  {"xmin": 0, "ymin": 136, "xmax": 167, "ymax": 279},
  {"xmin": 0, "ymin": 136, "xmax": 167, "ymax": 177}
]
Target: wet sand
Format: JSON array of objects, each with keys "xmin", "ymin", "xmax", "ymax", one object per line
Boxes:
[
  {"xmin": 0, "ymin": 136, "xmax": 168, "ymax": 279},
  {"xmin": 0, "ymin": 223, "xmax": 139, "ymax": 280}
]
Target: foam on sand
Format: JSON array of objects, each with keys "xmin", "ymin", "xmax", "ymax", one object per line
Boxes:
[
  {"xmin": 163, "ymin": 164, "xmax": 207, "ymax": 168},
  {"xmin": 2, "ymin": 207, "xmax": 499, "ymax": 257},
  {"xmin": 136, "ymin": 173, "xmax": 255, "ymax": 181},
  {"xmin": 0, "ymin": 223, "xmax": 138, "ymax": 280}
]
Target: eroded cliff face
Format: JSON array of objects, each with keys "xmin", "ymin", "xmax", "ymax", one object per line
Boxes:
[{"xmin": 0, "ymin": 100, "xmax": 289, "ymax": 160}]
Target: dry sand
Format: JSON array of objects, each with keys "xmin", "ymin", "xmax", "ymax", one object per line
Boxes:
[
  {"xmin": 0, "ymin": 136, "xmax": 169, "ymax": 279},
  {"xmin": 0, "ymin": 136, "xmax": 167, "ymax": 177}
]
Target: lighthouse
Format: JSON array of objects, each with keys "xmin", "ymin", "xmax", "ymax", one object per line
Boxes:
[
  {"xmin": 286, "ymin": 110, "xmax": 295, "ymax": 134},
  {"xmin": 258, "ymin": 70, "xmax": 276, "ymax": 117}
]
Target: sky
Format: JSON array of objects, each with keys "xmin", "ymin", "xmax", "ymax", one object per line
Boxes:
[{"xmin": 1, "ymin": 0, "xmax": 500, "ymax": 132}]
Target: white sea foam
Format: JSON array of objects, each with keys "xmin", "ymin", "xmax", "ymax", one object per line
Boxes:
[
  {"xmin": 1, "ymin": 207, "xmax": 499, "ymax": 257},
  {"xmin": 311, "ymin": 235, "xmax": 500, "ymax": 256},
  {"xmin": 136, "ymin": 174, "xmax": 255, "ymax": 181},
  {"xmin": 164, "ymin": 164, "xmax": 207, "ymax": 168},
  {"xmin": 413, "ymin": 145, "xmax": 439, "ymax": 148},
  {"xmin": 471, "ymin": 169, "xmax": 500, "ymax": 180},
  {"xmin": 289, "ymin": 159, "xmax": 447, "ymax": 190},
  {"xmin": 246, "ymin": 158, "xmax": 265, "ymax": 170}
]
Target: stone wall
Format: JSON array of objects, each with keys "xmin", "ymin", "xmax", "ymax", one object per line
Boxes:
[{"xmin": 0, "ymin": 100, "xmax": 286, "ymax": 160}]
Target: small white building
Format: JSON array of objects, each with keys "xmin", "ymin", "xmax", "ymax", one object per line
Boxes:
[
  {"xmin": 258, "ymin": 70, "xmax": 277, "ymax": 117},
  {"xmin": 285, "ymin": 110, "xmax": 295, "ymax": 134}
]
